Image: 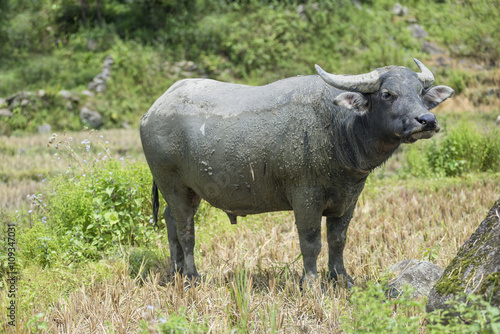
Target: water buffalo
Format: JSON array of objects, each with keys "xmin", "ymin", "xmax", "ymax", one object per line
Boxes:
[{"xmin": 140, "ymin": 59, "xmax": 453, "ymax": 285}]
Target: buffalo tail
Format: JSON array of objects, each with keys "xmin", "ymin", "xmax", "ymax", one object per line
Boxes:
[{"xmin": 152, "ymin": 180, "xmax": 159, "ymax": 229}]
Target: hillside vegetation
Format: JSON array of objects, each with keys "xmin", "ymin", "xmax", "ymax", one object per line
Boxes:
[
  {"xmin": 1, "ymin": 0, "xmax": 500, "ymax": 332},
  {"xmin": 0, "ymin": 0, "xmax": 499, "ymax": 134}
]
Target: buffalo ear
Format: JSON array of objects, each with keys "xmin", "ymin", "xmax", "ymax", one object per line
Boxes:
[
  {"xmin": 334, "ymin": 92, "xmax": 369, "ymax": 114},
  {"xmin": 422, "ymin": 85, "xmax": 454, "ymax": 110}
]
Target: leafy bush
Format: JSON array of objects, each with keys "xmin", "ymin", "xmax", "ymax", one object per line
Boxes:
[
  {"xmin": 342, "ymin": 280, "xmax": 500, "ymax": 333},
  {"xmin": 404, "ymin": 122, "xmax": 500, "ymax": 177},
  {"xmin": 341, "ymin": 281, "xmax": 423, "ymax": 333},
  {"xmin": 427, "ymin": 294, "xmax": 500, "ymax": 333},
  {"xmin": 18, "ymin": 221, "xmax": 65, "ymax": 268},
  {"xmin": 27, "ymin": 131, "xmax": 157, "ymax": 263}
]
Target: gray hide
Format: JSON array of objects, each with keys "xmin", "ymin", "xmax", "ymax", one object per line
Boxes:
[{"xmin": 140, "ymin": 59, "xmax": 454, "ymax": 284}]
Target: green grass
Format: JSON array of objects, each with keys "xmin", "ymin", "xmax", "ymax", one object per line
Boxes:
[{"xmin": 1, "ymin": 0, "xmax": 499, "ymax": 134}]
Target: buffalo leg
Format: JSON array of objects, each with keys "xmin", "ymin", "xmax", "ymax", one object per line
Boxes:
[
  {"xmin": 164, "ymin": 188, "xmax": 201, "ymax": 280},
  {"xmin": 293, "ymin": 203, "xmax": 323, "ymax": 284},
  {"xmin": 326, "ymin": 205, "xmax": 355, "ymax": 287},
  {"xmin": 164, "ymin": 206, "xmax": 184, "ymax": 274}
]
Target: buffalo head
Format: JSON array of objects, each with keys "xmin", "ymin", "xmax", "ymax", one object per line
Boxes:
[{"xmin": 315, "ymin": 59, "xmax": 454, "ymax": 144}]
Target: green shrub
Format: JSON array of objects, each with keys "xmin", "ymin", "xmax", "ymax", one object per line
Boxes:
[
  {"xmin": 28, "ymin": 131, "xmax": 157, "ymax": 261},
  {"xmin": 427, "ymin": 294, "xmax": 500, "ymax": 333},
  {"xmin": 341, "ymin": 281, "xmax": 423, "ymax": 333},
  {"xmin": 404, "ymin": 122, "xmax": 500, "ymax": 177},
  {"xmin": 342, "ymin": 280, "xmax": 500, "ymax": 333},
  {"xmin": 128, "ymin": 248, "xmax": 166, "ymax": 280},
  {"xmin": 18, "ymin": 221, "xmax": 64, "ymax": 268}
]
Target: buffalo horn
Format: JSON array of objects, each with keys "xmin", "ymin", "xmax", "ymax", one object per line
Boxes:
[
  {"xmin": 413, "ymin": 58, "xmax": 434, "ymax": 88},
  {"xmin": 315, "ymin": 64, "xmax": 381, "ymax": 93}
]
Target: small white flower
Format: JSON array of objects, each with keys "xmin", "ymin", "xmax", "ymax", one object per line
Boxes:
[{"xmin": 158, "ymin": 317, "xmax": 167, "ymax": 324}]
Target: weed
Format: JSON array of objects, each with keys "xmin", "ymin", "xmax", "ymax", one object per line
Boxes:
[
  {"xmin": 404, "ymin": 122, "xmax": 500, "ymax": 177},
  {"xmin": 341, "ymin": 280, "xmax": 423, "ymax": 333},
  {"xmin": 427, "ymin": 294, "xmax": 500, "ymax": 333}
]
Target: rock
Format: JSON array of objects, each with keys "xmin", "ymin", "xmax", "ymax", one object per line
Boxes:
[
  {"xmin": 387, "ymin": 259, "xmax": 421, "ymax": 275},
  {"xmin": 435, "ymin": 56, "xmax": 452, "ymax": 67},
  {"xmin": 121, "ymin": 121, "xmax": 131, "ymax": 129},
  {"xmin": 0, "ymin": 108, "xmax": 13, "ymax": 117},
  {"xmin": 88, "ymin": 55, "xmax": 114, "ymax": 93},
  {"xmin": 426, "ymin": 197, "xmax": 500, "ymax": 313},
  {"xmin": 392, "ymin": 3, "xmax": 408, "ymax": 16},
  {"xmin": 297, "ymin": 4, "xmax": 307, "ymax": 20},
  {"xmin": 81, "ymin": 90, "xmax": 95, "ymax": 97},
  {"xmin": 37, "ymin": 90, "xmax": 46, "ymax": 97},
  {"xmin": 422, "ymin": 41, "xmax": 448, "ymax": 55},
  {"xmin": 0, "ymin": 98, "xmax": 7, "ymax": 107},
  {"xmin": 37, "ymin": 124, "xmax": 52, "ymax": 134},
  {"xmin": 58, "ymin": 90, "xmax": 79, "ymax": 102},
  {"xmin": 80, "ymin": 107, "xmax": 103, "ymax": 129},
  {"xmin": 386, "ymin": 260, "xmax": 444, "ymax": 299},
  {"xmin": 496, "ymin": 115, "xmax": 500, "ymax": 126},
  {"xmin": 409, "ymin": 24, "xmax": 428, "ymax": 39},
  {"xmin": 175, "ymin": 60, "xmax": 198, "ymax": 72},
  {"xmin": 87, "ymin": 38, "xmax": 98, "ymax": 51},
  {"xmin": 58, "ymin": 90, "xmax": 73, "ymax": 100}
]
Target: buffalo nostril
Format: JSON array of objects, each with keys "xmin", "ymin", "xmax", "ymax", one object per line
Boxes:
[{"xmin": 416, "ymin": 114, "xmax": 437, "ymax": 128}]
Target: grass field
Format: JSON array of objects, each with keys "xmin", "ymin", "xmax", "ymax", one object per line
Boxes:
[
  {"xmin": 2, "ymin": 0, "xmax": 500, "ymax": 331},
  {"xmin": 1, "ymin": 113, "xmax": 499, "ymax": 332}
]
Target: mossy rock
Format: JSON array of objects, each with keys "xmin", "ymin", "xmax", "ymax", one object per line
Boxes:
[{"xmin": 426, "ymin": 197, "xmax": 500, "ymax": 313}]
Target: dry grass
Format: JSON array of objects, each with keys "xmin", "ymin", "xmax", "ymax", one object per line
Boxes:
[
  {"xmin": 1, "ymin": 125, "xmax": 499, "ymax": 333},
  {"xmin": 3, "ymin": 173, "xmax": 497, "ymax": 333},
  {"xmin": 0, "ymin": 129, "xmax": 144, "ymax": 210}
]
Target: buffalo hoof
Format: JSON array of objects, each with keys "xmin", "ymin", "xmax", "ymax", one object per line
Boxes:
[{"xmin": 330, "ymin": 273, "xmax": 355, "ymax": 289}]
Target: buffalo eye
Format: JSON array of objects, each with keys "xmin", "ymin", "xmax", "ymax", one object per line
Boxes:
[{"xmin": 381, "ymin": 91, "xmax": 395, "ymax": 101}]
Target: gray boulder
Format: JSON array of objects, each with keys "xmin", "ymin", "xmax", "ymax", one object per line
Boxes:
[
  {"xmin": 386, "ymin": 260, "xmax": 443, "ymax": 298},
  {"xmin": 392, "ymin": 3, "xmax": 408, "ymax": 16},
  {"xmin": 409, "ymin": 24, "xmax": 429, "ymax": 39},
  {"xmin": 80, "ymin": 106, "xmax": 103, "ymax": 129},
  {"xmin": 426, "ymin": 197, "xmax": 500, "ymax": 313},
  {"xmin": 0, "ymin": 108, "xmax": 13, "ymax": 117},
  {"xmin": 88, "ymin": 55, "xmax": 114, "ymax": 93}
]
